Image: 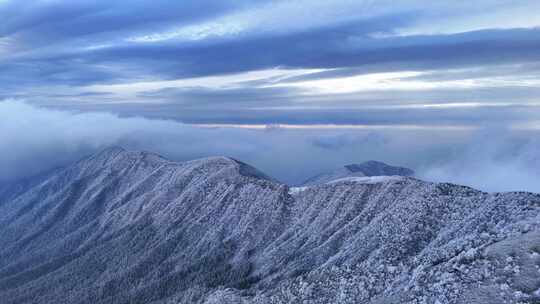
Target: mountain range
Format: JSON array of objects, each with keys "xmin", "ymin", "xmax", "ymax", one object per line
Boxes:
[{"xmin": 0, "ymin": 147, "xmax": 539, "ymax": 304}]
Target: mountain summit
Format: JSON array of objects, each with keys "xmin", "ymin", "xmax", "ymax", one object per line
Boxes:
[
  {"xmin": 0, "ymin": 148, "xmax": 539, "ymax": 304},
  {"xmin": 302, "ymin": 160, "xmax": 414, "ymax": 186}
]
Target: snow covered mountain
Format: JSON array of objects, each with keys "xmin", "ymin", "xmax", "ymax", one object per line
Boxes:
[
  {"xmin": 302, "ymin": 160, "xmax": 415, "ymax": 186},
  {"xmin": 0, "ymin": 148, "xmax": 539, "ymax": 304}
]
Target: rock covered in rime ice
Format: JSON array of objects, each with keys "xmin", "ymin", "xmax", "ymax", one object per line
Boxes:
[{"xmin": 0, "ymin": 147, "xmax": 539, "ymax": 304}]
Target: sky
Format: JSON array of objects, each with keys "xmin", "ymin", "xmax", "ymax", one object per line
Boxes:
[{"xmin": 1, "ymin": 0, "xmax": 540, "ymax": 191}]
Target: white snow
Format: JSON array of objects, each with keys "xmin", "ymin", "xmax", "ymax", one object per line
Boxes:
[
  {"xmin": 289, "ymin": 186, "xmax": 309, "ymax": 195},
  {"xmin": 2, "ymin": 147, "xmax": 540, "ymax": 304},
  {"xmin": 326, "ymin": 175, "xmax": 405, "ymax": 185}
]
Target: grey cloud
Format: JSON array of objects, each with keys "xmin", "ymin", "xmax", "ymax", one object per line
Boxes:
[
  {"xmin": 74, "ymin": 27, "xmax": 540, "ymax": 81},
  {"xmin": 136, "ymin": 86, "xmax": 304, "ymax": 108},
  {"xmin": 45, "ymin": 91, "xmax": 114, "ymax": 98},
  {"xmin": 277, "ymin": 62, "xmax": 540, "ymax": 84},
  {"xmin": 400, "ymin": 63, "xmax": 540, "ymax": 82},
  {"xmin": 32, "ymin": 84, "xmax": 540, "ymax": 126},
  {"xmin": 3, "ymin": 21, "xmax": 540, "ymax": 90},
  {"xmin": 0, "ymin": 1, "xmax": 258, "ymax": 45},
  {"xmin": 419, "ymin": 131, "xmax": 540, "ymax": 192}
]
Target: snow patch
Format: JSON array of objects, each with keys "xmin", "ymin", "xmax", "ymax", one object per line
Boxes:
[
  {"xmin": 289, "ymin": 186, "xmax": 309, "ymax": 195},
  {"xmin": 326, "ymin": 175, "xmax": 405, "ymax": 185}
]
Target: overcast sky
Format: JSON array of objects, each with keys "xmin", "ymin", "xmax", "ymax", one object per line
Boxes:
[
  {"xmin": 1, "ymin": 1, "xmax": 540, "ymax": 191},
  {"xmin": 1, "ymin": 0, "xmax": 540, "ymax": 127}
]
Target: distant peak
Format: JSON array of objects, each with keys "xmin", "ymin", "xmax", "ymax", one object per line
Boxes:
[
  {"xmin": 327, "ymin": 175, "xmax": 406, "ymax": 185},
  {"xmin": 344, "ymin": 160, "xmax": 414, "ymax": 176},
  {"xmin": 302, "ymin": 160, "xmax": 414, "ymax": 186},
  {"xmin": 344, "ymin": 160, "xmax": 385, "ymax": 172},
  {"xmin": 88, "ymin": 151, "xmax": 279, "ymax": 184}
]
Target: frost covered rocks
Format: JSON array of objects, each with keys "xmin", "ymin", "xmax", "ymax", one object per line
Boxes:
[{"xmin": 0, "ymin": 148, "xmax": 539, "ymax": 304}]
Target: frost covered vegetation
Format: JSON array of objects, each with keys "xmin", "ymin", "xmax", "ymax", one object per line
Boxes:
[{"xmin": 0, "ymin": 148, "xmax": 539, "ymax": 304}]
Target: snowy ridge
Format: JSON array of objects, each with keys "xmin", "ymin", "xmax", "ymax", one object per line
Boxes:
[
  {"xmin": 289, "ymin": 176, "xmax": 404, "ymax": 195},
  {"xmin": 0, "ymin": 148, "xmax": 539, "ymax": 304}
]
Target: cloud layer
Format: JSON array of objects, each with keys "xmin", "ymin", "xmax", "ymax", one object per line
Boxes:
[{"xmin": 2, "ymin": 100, "xmax": 539, "ymax": 193}]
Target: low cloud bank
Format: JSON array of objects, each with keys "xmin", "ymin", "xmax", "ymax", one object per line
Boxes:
[
  {"xmin": 1, "ymin": 100, "xmax": 539, "ymax": 193},
  {"xmin": 419, "ymin": 133, "xmax": 540, "ymax": 192}
]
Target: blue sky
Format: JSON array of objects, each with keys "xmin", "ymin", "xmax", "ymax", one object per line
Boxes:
[
  {"xmin": 1, "ymin": 0, "xmax": 540, "ymax": 128},
  {"xmin": 1, "ymin": 1, "xmax": 540, "ymax": 191}
]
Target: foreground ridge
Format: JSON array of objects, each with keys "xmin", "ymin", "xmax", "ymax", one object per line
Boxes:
[{"xmin": 0, "ymin": 148, "xmax": 539, "ymax": 304}]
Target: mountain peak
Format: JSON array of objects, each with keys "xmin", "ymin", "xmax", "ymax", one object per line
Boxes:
[
  {"xmin": 184, "ymin": 156, "xmax": 277, "ymax": 182},
  {"xmin": 98, "ymin": 146, "xmax": 126, "ymax": 155},
  {"xmin": 82, "ymin": 146, "xmax": 170, "ymax": 168},
  {"xmin": 77, "ymin": 148, "xmax": 277, "ymax": 184},
  {"xmin": 302, "ymin": 160, "xmax": 414, "ymax": 186},
  {"xmin": 230, "ymin": 158, "xmax": 277, "ymax": 182},
  {"xmin": 90, "ymin": 146, "xmax": 126, "ymax": 160},
  {"xmin": 344, "ymin": 160, "xmax": 414, "ymax": 176}
]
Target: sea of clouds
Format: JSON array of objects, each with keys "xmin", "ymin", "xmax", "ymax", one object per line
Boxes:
[{"xmin": 1, "ymin": 100, "xmax": 539, "ymax": 193}]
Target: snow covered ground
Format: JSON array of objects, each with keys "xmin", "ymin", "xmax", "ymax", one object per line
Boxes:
[{"xmin": 0, "ymin": 148, "xmax": 538, "ymax": 304}]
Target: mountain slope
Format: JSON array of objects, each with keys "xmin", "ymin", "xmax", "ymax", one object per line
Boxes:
[
  {"xmin": 0, "ymin": 147, "xmax": 290, "ymax": 304},
  {"xmin": 302, "ymin": 160, "xmax": 415, "ymax": 186},
  {"xmin": 0, "ymin": 149, "xmax": 539, "ymax": 304}
]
